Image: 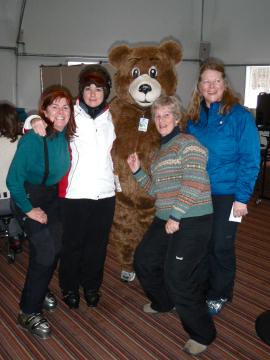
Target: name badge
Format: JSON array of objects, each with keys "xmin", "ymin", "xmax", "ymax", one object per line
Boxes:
[
  {"xmin": 114, "ymin": 174, "xmax": 122, "ymax": 192},
  {"xmin": 138, "ymin": 117, "xmax": 149, "ymax": 132}
]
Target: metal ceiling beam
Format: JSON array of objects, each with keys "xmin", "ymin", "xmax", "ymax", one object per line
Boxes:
[{"xmin": 16, "ymin": 0, "xmax": 27, "ymax": 47}]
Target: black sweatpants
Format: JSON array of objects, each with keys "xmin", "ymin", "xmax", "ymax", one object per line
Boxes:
[
  {"xmin": 59, "ymin": 196, "xmax": 115, "ymax": 293},
  {"xmin": 19, "ymin": 184, "xmax": 62, "ymax": 314},
  {"xmin": 134, "ymin": 215, "xmax": 216, "ymax": 345},
  {"xmin": 207, "ymin": 195, "xmax": 239, "ymax": 301}
]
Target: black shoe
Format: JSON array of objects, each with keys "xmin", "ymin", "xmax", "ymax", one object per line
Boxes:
[
  {"xmin": 43, "ymin": 290, "xmax": 57, "ymax": 312},
  {"xmin": 84, "ymin": 290, "xmax": 100, "ymax": 307},
  {"xmin": 18, "ymin": 311, "xmax": 51, "ymax": 339},
  {"xmin": 63, "ymin": 291, "xmax": 80, "ymax": 309}
]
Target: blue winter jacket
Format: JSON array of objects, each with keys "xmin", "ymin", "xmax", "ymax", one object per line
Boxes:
[{"xmin": 186, "ymin": 102, "xmax": 260, "ymax": 204}]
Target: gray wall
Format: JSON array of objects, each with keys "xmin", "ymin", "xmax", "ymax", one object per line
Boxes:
[{"xmin": 0, "ymin": 0, "xmax": 270, "ymax": 111}]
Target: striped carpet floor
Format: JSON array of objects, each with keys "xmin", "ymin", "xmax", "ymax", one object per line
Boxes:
[{"xmin": 0, "ymin": 196, "xmax": 270, "ymax": 359}]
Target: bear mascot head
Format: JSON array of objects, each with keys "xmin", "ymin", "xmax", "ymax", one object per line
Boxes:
[{"xmin": 108, "ymin": 40, "xmax": 182, "ymax": 282}]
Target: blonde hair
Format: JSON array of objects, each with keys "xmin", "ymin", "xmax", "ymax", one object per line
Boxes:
[
  {"xmin": 151, "ymin": 95, "xmax": 186, "ymax": 130},
  {"xmin": 187, "ymin": 60, "xmax": 240, "ymax": 122}
]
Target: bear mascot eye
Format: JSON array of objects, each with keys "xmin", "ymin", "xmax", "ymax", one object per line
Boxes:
[
  {"xmin": 131, "ymin": 67, "xmax": 140, "ymax": 78},
  {"xmin": 149, "ymin": 66, "xmax": 158, "ymax": 78}
]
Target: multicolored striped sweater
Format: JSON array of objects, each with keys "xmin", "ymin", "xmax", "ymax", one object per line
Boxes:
[{"xmin": 134, "ymin": 127, "xmax": 213, "ymax": 221}]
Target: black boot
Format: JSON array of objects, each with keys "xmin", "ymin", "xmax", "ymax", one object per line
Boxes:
[
  {"xmin": 43, "ymin": 290, "xmax": 57, "ymax": 312},
  {"xmin": 63, "ymin": 291, "xmax": 80, "ymax": 309},
  {"xmin": 84, "ymin": 290, "xmax": 100, "ymax": 307},
  {"xmin": 18, "ymin": 311, "xmax": 51, "ymax": 339}
]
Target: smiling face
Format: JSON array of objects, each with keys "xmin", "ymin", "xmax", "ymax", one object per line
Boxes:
[
  {"xmin": 83, "ymin": 84, "xmax": 104, "ymax": 108},
  {"xmin": 44, "ymin": 97, "xmax": 71, "ymax": 131},
  {"xmin": 198, "ymin": 69, "xmax": 225, "ymax": 107},
  {"xmin": 154, "ymin": 105, "xmax": 178, "ymax": 137}
]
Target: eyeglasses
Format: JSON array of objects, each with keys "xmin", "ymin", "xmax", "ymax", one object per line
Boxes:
[{"xmin": 200, "ymin": 79, "xmax": 224, "ymax": 87}]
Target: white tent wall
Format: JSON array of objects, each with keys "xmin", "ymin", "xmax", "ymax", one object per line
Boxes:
[
  {"xmin": 0, "ymin": 0, "xmax": 270, "ymax": 111},
  {"xmin": 203, "ymin": 0, "xmax": 270, "ymax": 64},
  {"xmin": 0, "ymin": 50, "xmax": 16, "ymax": 102},
  {"xmin": 21, "ymin": 0, "xmax": 200, "ymax": 58},
  {"xmin": 0, "ymin": 0, "xmax": 20, "ymax": 46}
]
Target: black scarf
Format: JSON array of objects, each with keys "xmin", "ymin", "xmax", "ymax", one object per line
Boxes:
[
  {"xmin": 161, "ymin": 126, "xmax": 181, "ymax": 144},
  {"xmin": 79, "ymin": 98, "xmax": 108, "ymax": 119}
]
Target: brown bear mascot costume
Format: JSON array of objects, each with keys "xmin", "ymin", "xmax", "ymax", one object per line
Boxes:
[{"xmin": 108, "ymin": 40, "xmax": 183, "ymax": 281}]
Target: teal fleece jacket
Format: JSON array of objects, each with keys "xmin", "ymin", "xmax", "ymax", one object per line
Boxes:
[{"xmin": 6, "ymin": 130, "xmax": 70, "ymax": 213}]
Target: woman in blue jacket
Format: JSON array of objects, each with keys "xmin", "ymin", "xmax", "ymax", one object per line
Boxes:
[{"xmin": 186, "ymin": 60, "xmax": 260, "ymax": 315}]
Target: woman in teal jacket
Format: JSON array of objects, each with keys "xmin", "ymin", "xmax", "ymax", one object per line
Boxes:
[
  {"xmin": 186, "ymin": 60, "xmax": 260, "ymax": 315},
  {"xmin": 7, "ymin": 86, "xmax": 76, "ymax": 339}
]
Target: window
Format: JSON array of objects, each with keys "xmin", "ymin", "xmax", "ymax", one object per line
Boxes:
[{"xmin": 244, "ymin": 66, "xmax": 270, "ymax": 109}]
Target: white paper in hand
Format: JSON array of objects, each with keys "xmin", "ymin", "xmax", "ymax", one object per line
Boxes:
[{"xmin": 229, "ymin": 205, "xmax": 242, "ymax": 223}]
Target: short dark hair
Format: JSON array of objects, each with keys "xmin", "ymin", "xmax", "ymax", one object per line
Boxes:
[
  {"xmin": 78, "ymin": 64, "xmax": 111, "ymax": 100},
  {"xmin": 0, "ymin": 102, "xmax": 20, "ymax": 142}
]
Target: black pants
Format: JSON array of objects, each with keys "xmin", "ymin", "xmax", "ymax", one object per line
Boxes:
[
  {"xmin": 59, "ymin": 196, "xmax": 115, "ymax": 293},
  {"xmin": 206, "ymin": 195, "xmax": 239, "ymax": 301},
  {"xmin": 134, "ymin": 215, "xmax": 216, "ymax": 346},
  {"xmin": 18, "ymin": 184, "xmax": 62, "ymax": 314}
]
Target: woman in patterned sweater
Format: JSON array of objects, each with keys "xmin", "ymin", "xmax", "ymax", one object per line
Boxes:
[{"xmin": 127, "ymin": 95, "xmax": 216, "ymax": 356}]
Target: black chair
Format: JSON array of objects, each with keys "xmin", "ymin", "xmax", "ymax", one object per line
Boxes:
[
  {"xmin": 256, "ymin": 131, "xmax": 270, "ymax": 204},
  {"xmin": 0, "ymin": 198, "xmax": 25, "ymax": 263},
  {"xmin": 0, "ymin": 213, "xmax": 16, "ymax": 263},
  {"xmin": 255, "ymin": 310, "xmax": 270, "ymax": 346}
]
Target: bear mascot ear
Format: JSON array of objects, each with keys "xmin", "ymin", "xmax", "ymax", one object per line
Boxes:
[
  {"xmin": 108, "ymin": 44, "xmax": 131, "ymax": 69},
  {"xmin": 159, "ymin": 40, "xmax": 183, "ymax": 64}
]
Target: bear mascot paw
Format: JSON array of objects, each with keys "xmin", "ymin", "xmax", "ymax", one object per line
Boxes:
[{"xmin": 108, "ymin": 40, "xmax": 183, "ymax": 282}]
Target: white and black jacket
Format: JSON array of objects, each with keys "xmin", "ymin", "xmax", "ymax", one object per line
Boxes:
[{"xmin": 24, "ymin": 104, "xmax": 116, "ymax": 200}]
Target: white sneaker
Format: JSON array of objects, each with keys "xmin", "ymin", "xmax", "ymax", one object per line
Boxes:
[
  {"xmin": 183, "ymin": 339, "xmax": 207, "ymax": 355},
  {"xmin": 143, "ymin": 303, "xmax": 159, "ymax": 314},
  {"xmin": 120, "ymin": 270, "xmax": 136, "ymax": 282}
]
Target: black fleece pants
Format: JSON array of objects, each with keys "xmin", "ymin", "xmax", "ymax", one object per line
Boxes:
[
  {"xmin": 134, "ymin": 215, "xmax": 216, "ymax": 346},
  {"xmin": 59, "ymin": 196, "xmax": 115, "ymax": 294},
  {"xmin": 207, "ymin": 195, "xmax": 239, "ymax": 301},
  {"xmin": 19, "ymin": 184, "xmax": 62, "ymax": 314}
]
